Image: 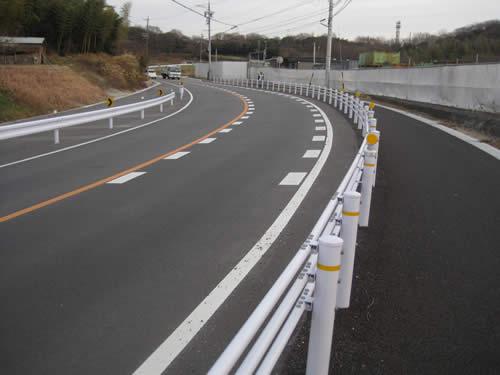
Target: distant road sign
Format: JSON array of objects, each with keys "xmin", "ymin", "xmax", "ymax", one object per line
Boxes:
[{"xmin": 106, "ymin": 97, "xmax": 114, "ymax": 107}]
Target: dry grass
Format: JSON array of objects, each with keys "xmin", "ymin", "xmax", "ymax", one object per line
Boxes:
[
  {"xmin": 0, "ymin": 65, "xmax": 106, "ymax": 116},
  {"xmin": 68, "ymin": 53, "xmax": 146, "ymax": 91}
]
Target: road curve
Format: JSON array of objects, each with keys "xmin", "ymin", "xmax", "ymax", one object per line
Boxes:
[{"xmin": 0, "ymin": 79, "xmax": 358, "ymax": 374}]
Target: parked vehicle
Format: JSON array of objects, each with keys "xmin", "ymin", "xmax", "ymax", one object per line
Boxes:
[
  {"xmin": 146, "ymin": 69, "xmax": 157, "ymax": 79},
  {"xmin": 161, "ymin": 65, "xmax": 181, "ymax": 80}
]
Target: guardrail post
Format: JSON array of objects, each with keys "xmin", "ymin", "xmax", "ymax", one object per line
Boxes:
[
  {"xmin": 300, "ymin": 84, "xmax": 303, "ymax": 96},
  {"xmin": 353, "ymin": 99, "xmax": 359, "ymax": 124},
  {"xmin": 348, "ymin": 96, "xmax": 354, "ymax": 119},
  {"xmin": 267, "ymin": 80, "xmax": 270, "ymax": 90},
  {"xmin": 141, "ymin": 109, "xmax": 145, "ymax": 119},
  {"xmin": 306, "ymin": 85, "xmax": 309, "ymax": 97},
  {"xmin": 311, "ymin": 85, "xmax": 315, "ymax": 98},
  {"xmin": 367, "ymin": 131, "xmax": 380, "ymax": 187},
  {"xmin": 334, "ymin": 89, "xmax": 338, "ymax": 108},
  {"xmin": 343, "ymin": 93, "xmax": 349, "ymax": 114},
  {"xmin": 294, "ymin": 82, "xmax": 297, "ymax": 94},
  {"xmin": 337, "ymin": 191, "xmax": 361, "ymax": 309},
  {"xmin": 306, "ymin": 234, "xmax": 343, "ymax": 375},
  {"xmin": 109, "ymin": 117, "xmax": 114, "ymax": 129},
  {"xmin": 317, "ymin": 86, "xmax": 321, "ymax": 100},
  {"xmin": 339, "ymin": 92, "xmax": 343, "ymax": 111},
  {"xmin": 329, "ymin": 88, "xmax": 333, "ymax": 105},
  {"xmin": 160, "ymin": 103, "xmax": 164, "ymax": 113},
  {"xmin": 359, "ymin": 149, "xmax": 377, "ymax": 227},
  {"xmin": 288, "ymin": 82, "xmax": 291, "ymax": 93},
  {"xmin": 283, "ymin": 82, "xmax": 286, "ymax": 93},
  {"xmin": 323, "ymin": 87, "xmax": 327, "ymax": 102},
  {"xmin": 54, "ymin": 129, "xmax": 60, "ymax": 144}
]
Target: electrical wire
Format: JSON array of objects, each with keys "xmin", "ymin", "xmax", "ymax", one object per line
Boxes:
[{"xmin": 171, "ymin": 0, "xmax": 236, "ymax": 27}]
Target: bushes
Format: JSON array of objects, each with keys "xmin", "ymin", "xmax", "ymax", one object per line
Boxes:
[{"xmin": 72, "ymin": 53, "xmax": 145, "ymax": 90}]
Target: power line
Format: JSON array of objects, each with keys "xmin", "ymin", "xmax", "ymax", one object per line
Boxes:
[
  {"xmin": 234, "ymin": 1, "xmax": 315, "ymax": 28},
  {"xmin": 171, "ymin": 0, "xmax": 236, "ymax": 27}
]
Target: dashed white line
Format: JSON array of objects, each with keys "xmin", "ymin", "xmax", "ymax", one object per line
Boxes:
[
  {"xmin": 303, "ymin": 150, "xmax": 322, "ymax": 158},
  {"xmin": 246, "ymin": 111, "xmax": 254, "ymax": 114},
  {"xmin": 198, "ymin": 137, "xmax": 216, "ymax": 144},
  {"xmin": 315, "ymin": 126, "xmax": 326, "ymax": 131},
  {"xmin": 164, "ymin": 151, "xmax": 190, "ymax": 160},
  {"xmin": 279, "ymin": 172, "xmax": 307, "ymax": 186},
  {"xmin": 219, "ymin": 129, "xmax": 232, "ymax": 133},
  {"xmin": 314, "ymin": 119, "xmax": 325, "ymax": 123},
  {"xmin": 107, "ymin": 172, "xmax": 146, "ymax": 184},
  {"xmin": 241, "ymin": 116, "xmax": 250, "ymax": 119},
  {"xmin": 233, "ymin": 121, "xmax": 243, "ymax": 125},
  {"xmin": 312, "ymin": 113, "xmax": 322, "ymax": 117},
  {"xmin": 310, "ymin": 109, "xmax": 319, "ymax": 112},
  {"xmin": 313, "ymin": 135, "xmax": 326, "ymax": 141}
]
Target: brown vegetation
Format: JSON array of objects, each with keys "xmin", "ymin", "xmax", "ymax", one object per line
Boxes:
[{"xmin": 0, "ymin": 65, "xmax": 106, "ymax": 119}]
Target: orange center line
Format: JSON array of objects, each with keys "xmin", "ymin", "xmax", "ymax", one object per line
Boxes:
[{"xmin": 0, "ymin": 90, "xmax": 248, "ymax": 223}]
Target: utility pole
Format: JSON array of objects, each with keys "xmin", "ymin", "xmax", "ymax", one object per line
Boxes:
[
  {"xmin": 325, "ymin": 0, "xmax": 334, "ymax": 88},
  {"xmin": 263, "ymin": 41, "xmax": 267, "ymax": 61},
  {"xmin": 200, "ymin": 33, "xmax": 203, "ymax": 62},
  {"xmin": 145, "ymin": 16, "xmax": 150, "ymax": 66},
  {"xmin": 313, "ymin": 41, "xmax": 316, "ymax": 65},
  {"xmin": 204, "ymin": 1, "xmax": 213, "ymax": 80}
]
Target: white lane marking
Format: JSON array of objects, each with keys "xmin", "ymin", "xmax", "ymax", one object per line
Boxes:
[
  {"xmin": 164, "ymin": 151, "xmax": 190, "ymax": 160},
  {"xmin": 198, "ymin": 137, "xmax": 216, "ymax": 144},
  {"xmin": 219, "ymin": 129, "xmax": 232, "ymax": 133},
  {"xmin": 310, "ymin": 109, "xmax": 319, "ymax": 112},
  {"xmin": 241, "ymin": 116, "xmax": 250, "ymax": 119},
  {"xmin": 303, "ymin": 149, "xmax": 322, "ymax": 158},
  {"xmin": 0, "ymin": 87, "xmax": 195, "ymax": 169},
  {"xmin": 132, "ymin": 94, "xmax": 334, "ymax": 375},
  {"xmin": 377, "ymin": 103, "xmax": 500, "ymax": 160},
  {"xmin": 246, "ymin": 111, "xmax": 254, "ymax": 114},
  {"xmin": 315, "ymin": 126, "xmax": 326, "ymax": 131},
  {"xmin": 306, "ymin": 105, "xmax": 313, "ymax": 108},
  {"xmin": 314, "ymin": 119, "xmax": 325, "ymax": 123},
  {"xmin": 233, "ymin": 121, "xmax": 243, "ymax": 125},
  {"xmin": 248, "ymin": 105, "xmax": 255, "ymax": 109},
  {"xmin": 107, "ymin": 171, "xmax": 146, "ymax": 184},
  {"xmin": 313, "ymin": 135, "xmax": 326, "ymax": 141},
  {"xmin": 279, "ymin": 172, "xmax": 307, "ymax": 186},
  {"xmin": 312, "ymin": 113, "xmax": 321, "ymax": 117}
]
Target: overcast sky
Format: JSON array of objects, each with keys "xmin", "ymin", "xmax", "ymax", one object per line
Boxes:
[{"xmin": 107, "ymin": 0, "xmax": 498, "ymax": 40}]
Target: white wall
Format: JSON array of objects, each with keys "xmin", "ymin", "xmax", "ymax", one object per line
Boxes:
[
  {"xmin": 247, "ymin": 64, "xmax": 500, "ymax": 113},
  {"xmin": 194, "ymin": 61, "xmax": 248, "ymax": 80}
]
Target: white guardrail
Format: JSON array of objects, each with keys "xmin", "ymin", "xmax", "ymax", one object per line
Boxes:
[
  {"xmin": 209, "ymin": 76, "xmax": 380, "ymax": 374},
  {"xmin": 0, "ymin": 91, "xmax": 176, "ymax": 144}
]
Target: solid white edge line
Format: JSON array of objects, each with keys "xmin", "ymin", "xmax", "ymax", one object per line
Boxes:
[
  {"xmin": 132, "ymin": 90, "xmax": 334, "ymax": 375},
  {"xmin": 0, "ymin": 87, "xmax": 195, "ymax": 169},
  {"xmin": 376, "ymin": 104, "xmax": 500, "ymax": 160},
  {"xmin": 107, "ymin": 171, "xmax": 146, "ymax": 184}
]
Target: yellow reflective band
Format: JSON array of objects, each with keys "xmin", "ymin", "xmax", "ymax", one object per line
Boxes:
[
  {"xmin": 342, "ymin": 211, "xmax": 360, "ymax": 217},
  {"xmin": 317, "ymin": 263, "xmax": 341, "ymax": 272},
  {"xmin": 364, "ymin": 163, "xmax": 376, "ymax": 167}
]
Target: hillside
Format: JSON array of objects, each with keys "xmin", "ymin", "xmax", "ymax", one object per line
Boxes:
[{"xmin": 0, "ymin": 53, "xmax": 146, "ymax": 123}]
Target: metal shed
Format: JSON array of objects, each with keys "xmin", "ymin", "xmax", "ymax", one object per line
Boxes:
[{"xmin": 0, "ymin": 37, "xmax": 46, "ymax": 64}]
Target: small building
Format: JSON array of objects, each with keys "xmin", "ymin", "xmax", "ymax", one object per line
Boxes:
[{"xmin": 0, "ymin": 37, "xmax": 46, "ymax": 65}]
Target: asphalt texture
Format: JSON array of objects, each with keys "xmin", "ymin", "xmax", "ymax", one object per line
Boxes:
[
  {"xmin": 281, "ymin": 98, "xmax": 500, "ymax": 374},
  {"xmin": 0, "ymin": 79, "xmax": 358, "ymax": 374}
]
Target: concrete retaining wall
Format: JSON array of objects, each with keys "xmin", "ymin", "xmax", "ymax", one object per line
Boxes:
[{"xmin": 194, "ymin": 61, "xmax": 500, "ymax": 113}]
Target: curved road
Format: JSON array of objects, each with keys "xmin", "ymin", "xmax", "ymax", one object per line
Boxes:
[{"xmin": 0, "ymin": 79, "xmax": 359, "ymax": 374}]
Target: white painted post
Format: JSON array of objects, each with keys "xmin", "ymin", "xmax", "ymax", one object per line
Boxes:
[
  {"xmin": 306, "ymin": 234, "xmax": 343, "ymax": 375},
  {"xmin": 367, "ymin": 130, "xmax": 380, "ymax": 187},
  {"xmin": 294, "ymin": 82, "xmax": 297, "ymax": 94},
  {"xmin": 54, "ymin": 129, "xmax": 60, "ymax": 144},
  {"xmin": 311, "ymin": 85, "xmax": 315, "ymax": 98},
  {"xmin": 334, "ymin": 89, "xmax": 338, "ymax": 108},
  {"xmin": 180, "ymin": 86, "xmax": 185, "ymax": 100},
  {"xmin": 337, "ymin": 191, "xmax": 361, "ymax": 309},
  {"xmin": 323, "ymin": 87, "xmax": 327, "ymax": 102},
  {"xmin": 141, "ymin": 109, "xmax": 145, "ymax": 119},
  {"xmin": 348, "ymin": 96, "xmax": 354, "ymax": 119},
  {"xmin": 306, "ymin": 85, "xmax": 309, "ymax": 97},
  {"xmin": 359, "ymin": 150, "xmax": 377, "ymax": 227},
  {"xmin": 267, "ymin": 80, "xmax": 270, "ymax": 90},
  {"xmin": 339, "ymin": 92, "xmax": 343, "ymax": 111},
  {"xmin": 329, "ymin": 88, "xmax": 333, "ymax": 105},
  {"xmin": 353, "ymin": 99, "xmax": 359, "ymax": 124},
  {"xmin": 317, "ymin": 86, "xmax": 321, "ymax": 100},
  {"xmin": 300, "ymin": 84, "xmax": 303, "ymax": 96},
  {"xmin": 343, "ymin": 93, "xmax": 349, "ymax": 114},
  {"xmin": 171, "ymin": 97, "xmax": 174, "ymax": 106},
  {"xmin": 109, "ymin": 117, "xmax": 114, "ymax": 129},
  {"xmin": 283, "ymin": 82, "xmax": 286, "ymax": 92}
]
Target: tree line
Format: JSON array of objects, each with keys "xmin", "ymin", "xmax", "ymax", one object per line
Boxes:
[{"xmin": 0, "ymin": 0, "xmax": 129, "ymax": 55}]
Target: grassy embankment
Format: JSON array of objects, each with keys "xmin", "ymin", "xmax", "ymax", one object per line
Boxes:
[{"xmin": 0, "ymin": 53, "xmax": 146, "ymax": 122}]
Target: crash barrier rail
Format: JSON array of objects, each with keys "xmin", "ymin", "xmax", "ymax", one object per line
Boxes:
[
  {"xmin": 212, "ymin": 77, "xmax": 377, "ymax": 138},
  {"xmin": 0, "ymin": 91, "xmax": 176, "ymax": 144},
  {"xmin": 209, "ymin": 76, "xmax": 380, "ymax": 374}
]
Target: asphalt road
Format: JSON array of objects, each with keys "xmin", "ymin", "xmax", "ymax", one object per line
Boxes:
[
  {"xmin": 0, "ymin": 79, "xmax": 359, "ymax": 374},
  {"xmin": 282, "ymin": 99, "xmax": 500, "ymax": 374}
]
